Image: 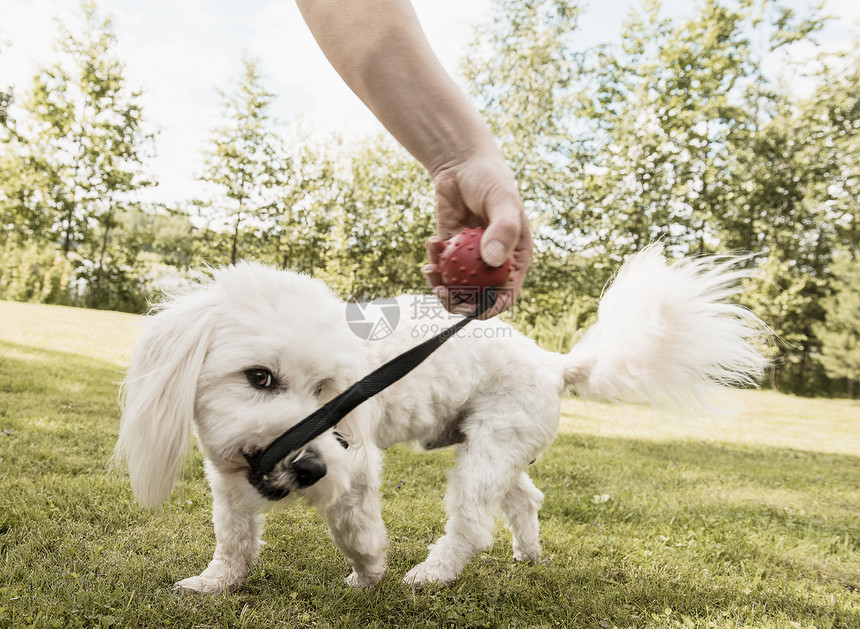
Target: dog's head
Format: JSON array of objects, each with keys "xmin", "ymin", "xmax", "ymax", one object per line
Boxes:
[{"xmin": 115, "ymin": 262, "xmax": 375, "ymax": 509}]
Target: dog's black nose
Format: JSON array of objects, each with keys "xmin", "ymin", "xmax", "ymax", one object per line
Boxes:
[{"xmin": 291, "ymin": 453, "xmax": 327, "ymax": 488}]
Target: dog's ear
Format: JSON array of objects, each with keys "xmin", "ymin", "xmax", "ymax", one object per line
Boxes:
[{"xmin": 115, "ymin": 292, "xmax": 215, "ymax": 509}]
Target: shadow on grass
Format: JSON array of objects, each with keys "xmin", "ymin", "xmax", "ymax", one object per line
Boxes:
[{"xmin": 1, "ymin": 341, "xmax": 858, "ymax": 628}]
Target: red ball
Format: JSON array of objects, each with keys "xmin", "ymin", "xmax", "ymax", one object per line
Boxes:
[{"xmin": 438, "ymin": 227, "xmax": 513, "ymax": 290}]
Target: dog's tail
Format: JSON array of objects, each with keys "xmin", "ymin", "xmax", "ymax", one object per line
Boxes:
[{"xmin": 561, "ymin": 245, "xmax": 768, "ymax": 414}]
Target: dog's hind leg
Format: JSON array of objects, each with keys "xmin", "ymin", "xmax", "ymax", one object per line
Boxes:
[
  {"xmin": 502, "ymin": 472, "xmax": 544, "ymax": 563},
  {"xmin": 322, "ymin": 447, "xmax": 388, "ymax": 588},
  {"xmin": 403, "ymin": 436, "xmax": 528, "ymax": 586}
]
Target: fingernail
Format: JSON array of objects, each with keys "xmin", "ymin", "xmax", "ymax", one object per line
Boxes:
[{"xmin": 483, "ymin": 240, "xmax": 508, "ymax": 267}]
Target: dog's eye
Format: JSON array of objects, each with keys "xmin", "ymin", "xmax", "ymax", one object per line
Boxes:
[
  {"xmin": 313, "ymin": 382, "xmax": 324, "ymax": 398},
  {"xmin": 246, "ymin": 368, "xmax": 276, "ymax": 390}
]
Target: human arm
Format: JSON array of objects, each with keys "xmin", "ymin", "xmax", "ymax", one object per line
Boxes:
[{"xmin": 296, "ymin": 0, "xmax": 532, "ymax": 317}]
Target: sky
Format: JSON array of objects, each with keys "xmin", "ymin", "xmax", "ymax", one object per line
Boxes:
[{"xmin": 1, "ymin": 0, "xmax": 857, "ymax": 205}]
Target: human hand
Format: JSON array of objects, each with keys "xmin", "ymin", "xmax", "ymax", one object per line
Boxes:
[{"xmin": 421, "ymin": 153, "xmax": 533, "ymax": 319}]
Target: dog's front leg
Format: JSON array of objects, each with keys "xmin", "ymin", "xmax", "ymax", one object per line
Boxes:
[
  {"xmin": 321, "ymin": 447, "xmax": 388, "ymax": 588},
  {"xmin": 174, "ymin": 465, "xmax": 266, "ymax": 594}
]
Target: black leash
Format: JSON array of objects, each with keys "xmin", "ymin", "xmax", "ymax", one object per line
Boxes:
[{"xmin": 244, "ymin": 289, "xmax": 498, "ymax": 489}]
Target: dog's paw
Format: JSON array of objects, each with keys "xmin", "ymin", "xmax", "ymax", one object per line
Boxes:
[
  {"xmin": 402, "ymin": 562, "xmax": 456, "ymax": 588},
  {"xmin": 344, "ymin": 570, "xmax": 382, "ymax": 588},
  {"xmin": 513, "ymin": 546, "xmax": 542, "ymax": 563},
  {"xmin": 172, "ymin": 575, "xmax": 236, "ymax": 595}
]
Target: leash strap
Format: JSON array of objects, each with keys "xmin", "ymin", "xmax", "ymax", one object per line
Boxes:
[{"xmin": 245, "ymin": 289, "xmax": 498, "ymax": 485}]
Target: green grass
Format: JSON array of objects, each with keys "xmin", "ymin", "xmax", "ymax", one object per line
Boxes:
[{"xmin": 1, "ymin": 300, "xmax": 858, "ymax": 628}]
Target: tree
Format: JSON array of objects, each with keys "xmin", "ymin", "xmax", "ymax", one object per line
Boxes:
[
  {"xmin": 198, "ymin": 55, "xmax": 286, "ymax": 265},
  {"xmin": 804, "ymin": 49, "xmax": 859, "ymax": 257},
  {"xmin": 0, "ymin": 83, "xmax": 10, "ymax": 138},
  {"xmin": 810, "ymin": 54, "xmax": 860, "ymax": 397},
  {"xmin": 0, "ymin": 1, "xmax": 153, "ymax": 309},
  {"xmin": 322, "ymin": 137, "xmax": 434, "ymax": 298},
  {"xmin": 462, "ymin": 0, "xmax": 583, "ymax": 220},
  {"xmin": 123, "ymin": 204, "xmax": 201, "ymax": 271},
  {"xmin": 38, "ymin": 2, "xmax": 149, "ymax": 256},
  {"xmin": 813, "ymin": 252, "xmax": 860, "ymax": 396},
  {"xmin": 0, "ymin": 88, "xmax": 8, "ymax": 133},
  {"xmin": 462, "ymin": 0, "xmax": 603, "ymax": 331},
  {"xmin": 256, "ymin": 125, "xmax": 341, "ymax": 274},
  {"xmin": 572, "ymin": 0, "xmax": 824, "ymax": 259},
  {"xmin": 732, "ymin": 41, "xmax": 856, "ymax": 393}
]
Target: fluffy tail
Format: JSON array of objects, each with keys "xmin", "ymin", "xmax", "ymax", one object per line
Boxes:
[{"xmin": 563, "ymin": 245, "xmax": 768, "ymax": 414}]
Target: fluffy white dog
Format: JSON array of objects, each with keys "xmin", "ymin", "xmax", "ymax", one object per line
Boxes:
[{"xmin": 115, "ymin": 246, "xmax": 766, "ymax": 593}]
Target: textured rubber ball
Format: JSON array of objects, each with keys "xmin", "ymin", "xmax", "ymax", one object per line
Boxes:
[{"xmin": 438, "ymin": 227, "xmax": 513, "ymax": 290}]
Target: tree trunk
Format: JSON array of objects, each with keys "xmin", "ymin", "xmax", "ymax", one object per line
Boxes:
[
  {"xmin": 62, "ymin": 202, "xmax": 76, "ymax": 255},
  {"xmin": 796, "ymin": 345, "xmax": 808, "ymax": 394},
  {"xmin": 63, "ymin": 165, "xmax": 81, "ymax": 256},
  {"xmin": 230, "ymin": 212, "xmax": 241, "ymax": 265},
  {"xmin": 91, "ymin": 213, "xmax": 113, "ymax": 308}
]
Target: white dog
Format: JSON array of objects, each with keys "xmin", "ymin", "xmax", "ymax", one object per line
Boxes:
[{"xmin": 115, "ymin": 246, "xmax": 766, "ymax": 593}]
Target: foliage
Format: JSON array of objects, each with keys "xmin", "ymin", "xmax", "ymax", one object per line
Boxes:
[
  {"xmin": 0, "ymin": 245, "xmax": 75, "ymax": 305},
  {"xmin": 732, "ymin": 51, "xmax": 858, "ymax": 394},
  {"xmin": 0, "ymin": 89, "xmax": 8, "ymax": 132},
  {"xmin": 322, "ymin": 137, "xmax": 434, "ymax": 298},
  {"xmin": 0, "ymin": 42, "xmax": 12, "ymax": 138},
  {"xmin": 0, "ymin": 242, "xmax": 148, "ymax": 313},
  {"xmin": 814, "ymin": 252, "xmax": 860, "ymax": 395},
  {"xmin": 462, "ymin": 0, "xmax": 584, "ymax": 217},
  {"xmin": 0, "ymin": 86, "xmax": 10, "ymax": 137},
  {"xmin": 462, "ymin": 0, "xmax": 601, "ymax": 332},
  {"xmin": 122, "ymin": 205, "xmax": 201, "ymax": 270},
  {"xmin": 256, "ymin": 125, "xmax": 341, "ymax": 274},
  {"xmin": 573, "ymin": 0, "xmax": 759, "ymax": 257}
]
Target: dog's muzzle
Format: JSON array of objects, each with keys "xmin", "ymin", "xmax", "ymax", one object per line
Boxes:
[
  {"xmin": 243, "ymin": 447, "xmax": 328, "ymax": 501},
  {"xmin": 291, "ymin": 451, "xmax": 327, "ymax": 488}
]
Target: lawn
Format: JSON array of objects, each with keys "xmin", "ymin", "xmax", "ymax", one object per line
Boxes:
[{"xmin": 1, "ymin": 300, "xmax": 858, "ymax": 628}]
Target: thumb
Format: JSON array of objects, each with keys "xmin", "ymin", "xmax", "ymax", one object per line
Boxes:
[{"xmin": 480, "ymin": 204, "xmax": 521, "ymax": 267}]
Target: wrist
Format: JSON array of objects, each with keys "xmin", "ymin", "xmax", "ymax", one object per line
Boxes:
[{"xmin": 424, "ymin": 122, "xmax": 504, "ymax": 180}]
